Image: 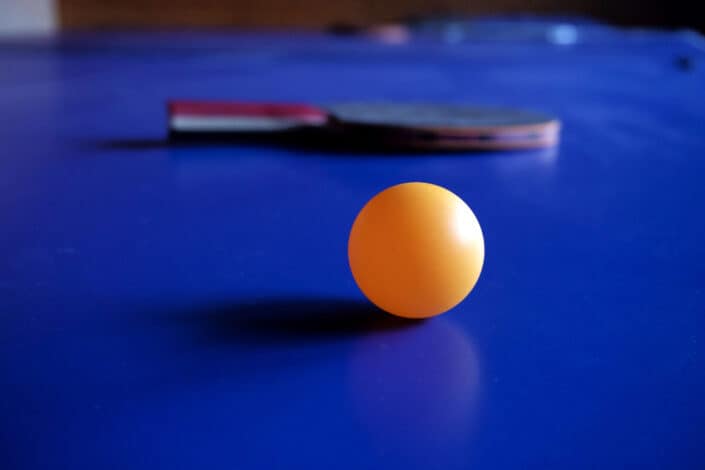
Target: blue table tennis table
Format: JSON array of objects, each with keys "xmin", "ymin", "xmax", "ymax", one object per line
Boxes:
[{"xmin": 1, "ymin": 19, "xmax": 704, "ymax": 470}]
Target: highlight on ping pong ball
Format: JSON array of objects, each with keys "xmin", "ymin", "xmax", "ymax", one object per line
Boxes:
[{"xmin": 348, "ymin": 182, "xmax": 484, "ymax": 319}]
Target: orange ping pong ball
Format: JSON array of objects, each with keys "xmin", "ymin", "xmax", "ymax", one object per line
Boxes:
[{"xmin": 348, "ymin": 182, "xmax": 484, "ymax": 319}]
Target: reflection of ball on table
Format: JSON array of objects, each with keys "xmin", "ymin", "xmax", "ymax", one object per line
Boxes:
[
  {"xmin": 348, "ymin": 182, "xmax": 484, "ymax": 319},
  {"xmin": 348, "ymin": 319, "xmax": 480, "ymax": 466}
]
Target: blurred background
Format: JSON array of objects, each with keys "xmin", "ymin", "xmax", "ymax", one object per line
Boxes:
[{"xmin": 2, "ymin": 0, "xmax": 705, "ymax": 35}]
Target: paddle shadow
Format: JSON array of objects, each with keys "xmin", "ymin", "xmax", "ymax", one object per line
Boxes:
[{"xmin": 95, "ymin": 129, "xmax": 516, "ymax": 156}]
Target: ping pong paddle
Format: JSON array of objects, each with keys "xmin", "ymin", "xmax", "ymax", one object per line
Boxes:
[{"xmin": 167, "ymin": 100, "xmax": 560, "ymax": 150}]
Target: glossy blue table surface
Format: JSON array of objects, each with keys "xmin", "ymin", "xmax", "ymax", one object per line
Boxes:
[{"xmin": 1, "ymin": 21, "xmax": 704, "ymax": 470}]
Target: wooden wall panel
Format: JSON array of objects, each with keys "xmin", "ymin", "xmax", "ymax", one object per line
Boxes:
[{"xmin": 58, "ymin": 0, "xmax": 701, "ymax": 31}]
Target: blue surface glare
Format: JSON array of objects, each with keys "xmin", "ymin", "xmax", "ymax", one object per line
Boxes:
[{"xmin": 1, "ymin": 20, "xmax": 704, "ymax": 470}]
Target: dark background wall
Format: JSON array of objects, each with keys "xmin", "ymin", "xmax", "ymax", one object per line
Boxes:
[{"xmin": 59, "ymin": 0, "xmax": 705, "ymax": 31}]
